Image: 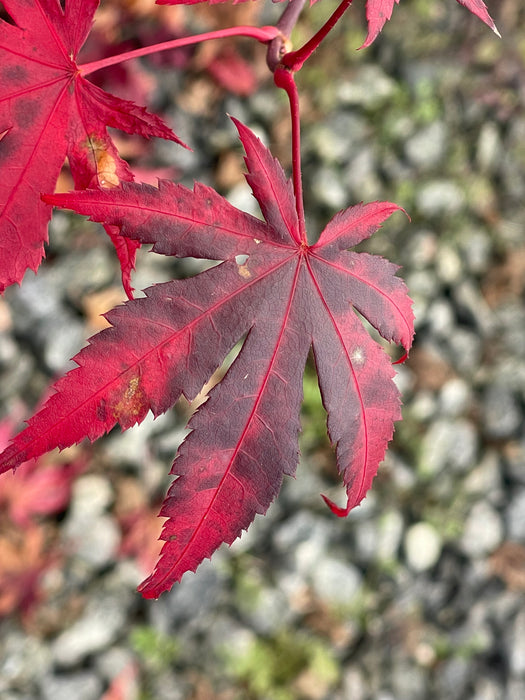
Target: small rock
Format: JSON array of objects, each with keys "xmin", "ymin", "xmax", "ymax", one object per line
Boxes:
[
  {"xmin": 274, "ymin": 511, "xmax": 332, "ymax": 575},
  {"xmin": 482, "ymin": 383, "xmax": 522, "ymax": 439},
  {"xmin": 312, "ymin": 166, "xmax": 347, "ymax": 209},
  {"xmin": 40, "ymin": 672, "xmax": 103, "ymax": 700},
  {"xmin": 337, "ymin": 65, "xmax": 395, "ymax": 108},
  {"xmin": 438, "ymin": 378, "xmax": 471, "ymax": 417},
  {"xmin": 419, "ymin": 418, "xmax": 478, "ymax": 476},
  {"xmin": 460, "ymin": 501, "xmax": 503, "ymax": 558},
  {"xmin": 404, "ymin": 522, "xmax": 442, "ymax": 572},
  {"xmin": 405, "ymin": 121, "xmax": 447, "ymax": 170},
  {"xmin": 377, "ymin": 509, "xmax": 405, "ymax": 562},
  {"xmin": 476, "ymin": 122, "xmax": 502, "ymax": 173},
  {"xmin": 310, "ymin": 556, "xmax": 362, "ymax": 605},
  {"xmin": 64, "ymin": 513, "xmax": 120, "ymax": 570},
  {"xmin": 153, "ymin": 557, "xmax": 226, "ymax": 630},
  {"xmin": 509, "ymin": 609, "xmax": 525, "ymax": 676},
  {"xmin": 506, "ymin": 488, "xmax": 525, "ymax": 541},
  {"xmin": 416, "ymin": 180, "xmax": 465, "ymax": 217},
  {"xmin": 52, "ymin": 595, "xmax": 128, "ymax": 667}
]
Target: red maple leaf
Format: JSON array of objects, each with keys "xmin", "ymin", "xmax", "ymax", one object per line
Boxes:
[
  {"xmin": 361, "ymin": 0, "xmax": 499, "ymax": 47},
  {"xmin": 157, "ymin": 0, "xmax": 498, "ymax": 48},
  {"xmin": 0, "ymin": 119, "xmax": 413, "ymax": 598},
  {"xmin": 0, "ymin": 0, "xmax": 184, "ymax": 295}
]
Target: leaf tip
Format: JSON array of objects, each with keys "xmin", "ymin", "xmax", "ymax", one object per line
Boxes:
[{"xmin": 321, "ymin": 493, "xmax": 351, "ymax": 518}]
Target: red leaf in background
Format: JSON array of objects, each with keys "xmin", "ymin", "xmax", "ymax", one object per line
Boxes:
[
  {"xmin": 0, "ymin": 526, "xmax": 56, "ymax": 621},
  {"xmin": 0, "ymin": 416, "xmax": 86, "ymax": 527},
  {"xmin": 0, "ymin": 119, "xmax": 413, "ymax": 597},
  {"xmin": 0, "ymin": 0, "xmax": 184, "ymax": 294},
  {"xmin": 206, "ymin": 45, "xmax": 257, "ymax": 96},
  {"xmin": 361, "ymin": 0, "xmax": 499, "ymax": 47}
]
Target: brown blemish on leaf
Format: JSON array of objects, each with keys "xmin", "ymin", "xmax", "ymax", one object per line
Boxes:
[
  {"xmin": 238, "ymin": 264, "xmax": 251, "ymax": 279},
  {"xmin": 112, "ymin": 375, "xmax": 147, "ymax": 425},
  {"xmin": 82, "ymin": 135, "xmax": 120, "ymax": 188},
  {"xmin": 235, "ymin": 254, "xmax": 251, "ymax": 279}
]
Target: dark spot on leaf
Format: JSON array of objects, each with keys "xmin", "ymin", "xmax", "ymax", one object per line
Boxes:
[
  {"xmin": 1, "ymin": 64, "xmax": 28, "ymax": 83},
  {"xmin": 14, "ymin": 98, "xmax": 41, "ymax": 129}
]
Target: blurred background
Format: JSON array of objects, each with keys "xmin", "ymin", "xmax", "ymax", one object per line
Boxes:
[{"xmin": 1, "ymin": 0, "xmax": 524, "ymax": 698}]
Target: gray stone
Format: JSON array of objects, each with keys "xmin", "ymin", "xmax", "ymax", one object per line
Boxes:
[
  {"xmin": 438, "ymin": 378, "xmax": 471, "ymax": 417},
  {"xmin": 405, "ymin": 120, "xmax": 447, "ymax": 170},
  {"xmin": 95, "ymin": 646, "xmax": 135, "ymax": 683},
  {"xmin": 274, "ymin": 511, "xmax": 332, "ymax": 575},
  {"xmin": 476, "ymin": 122, "xmax": 502, "ymax": 173},
  {"xmin": 509, "ymin": 609, "xmax": 525, "ymax": 676},
  {"xmin": 311, "ymin": 556, "xmax": 362, "ymax": 605},
  {"xmin": 312, "ymin": 166, "xmax": 347, "ymax": 209},
  {"xmin": 52, "ymin": 595, "xmax": 127, "ymax": 667},
  {"xmin": 345, "ymin": 148, "xmax": 383, "ymax": 201},
  {"xmin": 416, "ymin": 180, "xmax": 465, "ymax": 217},
  {"xmin": 309, "ymin": 113, "xmax": 368, "ymax": 165},
  {"xmin": 435, "ymin": 244, "xmax": 462, "ymax": 284},
  {"xmin": 446, "ymin": 328, "xmax": 483, "ymax": 376},
  {"xmin": 458, "ymin": 228, "xmax": 493, "ymax": 275},
  {"xmin": 506, "ymin": 489, "xmax": 525, "ymax": 541},
  {"xmin": 337, "ymin": 65, "xmax": 395, "ymax": 108},
  {"xmin": 153, "ymin": 556, "xmax": 226, "ymax": 630},
  {"xmin": 472, "ymin": 676, "xmax": 504, "ymax": 700},
  {"xmin": 435, "ymin": 656, "xmax": 471, "ymax": 700},
  {"xmin": 391, "ymin": 661, "xmax": 427, "ymax": 700},
  {"xmin": 463, "ymin": 451, "xmax": 503, "ymax": 499},
  {"xmin": 507, "ymin": 679, "xmax": 525, "ymax": 700},
  {"xmin": 68, "ymin": 475, "xmax": 114, "ymax": 519},
  {"xmin": 341, "ymin": 668, "xmax": 367, "ymax": 700},
  {"xmin": 404, "ymin": 522, "xmax": 442, "ymax": 572},
  {"xmin": 419, "ymin": 418, "xmax": 478, "ymax": 476},
  {"xmin": 40, "ymin": 672, "xmax": 103, "ymax": 700},
  {"xmin": 64, "ymin": 513, "xmax": 120, "ymax": 569},
  {"xmin": 427, "ymin": 298, "xmax": 455, "ymax": 338},
  {"xmin": 62, "ymin": 474, "xmax": 120, "ymax": 569},
  {"xmin": 0, "ymin": 632, "xmax": 51, "ymax": 693},
  {"xmin": 241, "ymin": 586, "xmax": 293, "ymax": 635},
  {"xmin": 460, "ymin": 501, "xmax": 503, "ymax": 558},
  {"xmin": 482, "ymin": 383, "xmax": 521, "ymax": 439},
  {"xmin": 376, "ymin": 509, "xmax": 405, "ymax": 562}
]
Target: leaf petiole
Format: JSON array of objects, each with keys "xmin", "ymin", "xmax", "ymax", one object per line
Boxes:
[
  {"xmin": 274, "ymin": 67, "xmax": 307, "ymax": 245},
  {"xmin": 79, "ymin": 26, "xmax": 281, "ymax": 77}
]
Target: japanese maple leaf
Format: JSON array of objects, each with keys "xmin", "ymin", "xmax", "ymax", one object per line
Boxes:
[
  {"xmin": 0, "ymin": 0, "xmax": 184, "ymax": 295},
  {"xmin": 0, "ymin": 119, "xmax": 413, "ymax": 598},
  {"xmin": 361, "ymin": 0, "xmax": 499, "ymax": 47},
  {"xmin": 156, "ymin": 0, "xmax": 498, "ymax": 48}
]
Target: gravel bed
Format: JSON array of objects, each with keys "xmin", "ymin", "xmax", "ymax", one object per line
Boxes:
[{"xmin": 1, "ymin": 2, "xmax": 525, "ymax": 699}]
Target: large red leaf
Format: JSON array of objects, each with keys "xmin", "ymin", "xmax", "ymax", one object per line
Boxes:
[
  {"xmin": 0, "ymin": 0, "xmax": 183, "ymax": 294},
  {"xmin": 0, "ymin": 119, "xmax": 413, "ymax": 597}
]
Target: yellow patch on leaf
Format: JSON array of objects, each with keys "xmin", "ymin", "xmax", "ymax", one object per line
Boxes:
[
  {"xmin": 112, "ymin": 375, "xmax": 147, "ymax": 425},
  {"xmin": 84, "ymin": 135, "xmax": 120, "ymax": 188}
]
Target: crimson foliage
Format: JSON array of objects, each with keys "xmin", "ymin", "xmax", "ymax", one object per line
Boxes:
[
  {"xmin": 0, "ymin": 119, "xmax": 413, "ymax": 597},
  {"xmin": 0, "ymin": 0, "xmax": 497, "ymax": 597}
]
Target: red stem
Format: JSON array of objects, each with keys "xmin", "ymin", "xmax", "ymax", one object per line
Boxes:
[
  {"xmin": 274, "ymin": 67, "xmax": 307, "ymax": 245},
  {"xmin": 282, "ymin": 0, "xmax": 355, "ymax": 72},
  {"xmin": 79, "ymin": 26, "xmax": 280, "ymax": 76}
]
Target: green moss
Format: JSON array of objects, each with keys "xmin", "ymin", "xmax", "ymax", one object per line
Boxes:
[
  {"xmin": 224, "ymin": 630, "xmax": 339, "ymax": 700},
  {"xmin": 130, "ymin": 625, "xmax": 180, "ymax": 673}
]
